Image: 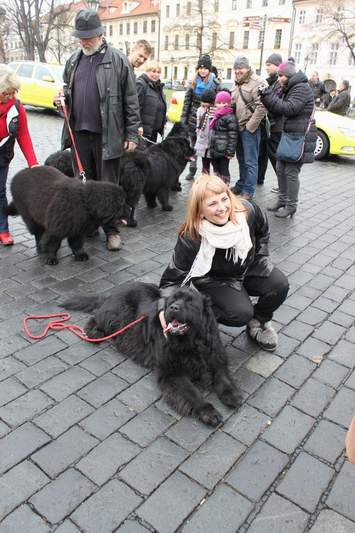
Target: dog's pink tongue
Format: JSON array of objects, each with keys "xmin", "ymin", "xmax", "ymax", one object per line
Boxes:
[{"xmin": 171, "ymin": 319, "xmax": 180, "ymax": 326}]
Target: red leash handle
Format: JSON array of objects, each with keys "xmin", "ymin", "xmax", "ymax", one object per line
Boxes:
[
  {"xmin": 59, "ymin": 96, "xmax": 86, "ymax": 183},
  {"xmin": 23, "ymin": 312, "xmax": 146, "ymax": 343}
]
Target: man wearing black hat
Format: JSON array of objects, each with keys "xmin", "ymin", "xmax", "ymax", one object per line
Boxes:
[{"xmin": 56, "ymin": 9, "xmax": 140, "ymax": 251}]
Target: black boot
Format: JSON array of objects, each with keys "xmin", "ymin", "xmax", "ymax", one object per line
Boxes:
[
  {"xmin": 274, "ymin": 206, "xmax": 296, "ymax": 219},
  {"xmin": 267, "ymin": 200, "xmax": 285, "ymax": 212},
  {"xmin": 185, "ymin": 163, "xmax": 197, "ymax": 181}
]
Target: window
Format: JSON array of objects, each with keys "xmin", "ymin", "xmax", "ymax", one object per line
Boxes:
[
  {"xmin": 164, "ymin": 66, "xmax": 168, "ymax": 78},
  {"xmin": 17, "ymin": 64, "xmax": 33, "ymax": 78},
  {"xmin": 184, "ymin": 66, "xmax": 188, "ymax": 79},
  {"xmin": 186, "ymin": 1, "xmax": 191, "ymax": 15},
  {"xmin": 329, "ymin": 43, "xmax": 338, "ymax": 65},
  {"xmin": 214, "ymin": 0, "xmax": 219, "ymax": 11},
  {"xmin": 212, "ymin": 32, "xmax": 217, "ymax": 50},
  {"xmin": 174, "ymin": 66, "xmax": 178, "ymax": 79},
  {"xmin": 295, "ymin": 43, "xmax": 302, "ymax": 64},
  {"xmin": 243, "ymin": 30, "xmax": 249, "ymax": 49},
  {"xmin": 166, "ymin": 5, "xmax": 170, "ymax": 17},
  {"xmin": 126, "ymin": 22, "xmax": 130, "ymax": 35},
  {"xmin": 227, "ymin": 67, "xmax": 232, "ymax": 79},
  {"xmin": 143, "ymin": 20, "xmax": 147, "ymax": 33},
  {"xmin": 185, "ymin": 34, "xmax": 190, "ymax": 49},
  {"xmin": 315, "ymin": 9, "xmax": 322, "ymax": 23},
  {"xmin": 197, "ymin": 33, "xmax": 202, "ymax": 50},
  {"xmin": 299, "ymin": 10, "xmax": 306, "ymax": 24},
  {"xmin": 151, "ymin": 47, "xmax": 155, "ymax": 59},
  {"xmin": 109, "ymin": 25, "xmax": 113, "ymax": 37},
  {"xmin": 258, "ymin": 30, "xmax": 264, "ymax": 49},
  {"xmin": 310, "ymin": 43, "xmax": 318, "ymax": 64},
  {"xmin": 164, "ymin": 35, "xmax": 169, "ymax": 50},
  {"xmin": 348, "ymin": 47, "xmax": 355, "ymax": 66},
  {"xmin": 119, "ymin": 23, "xmax": 123, "ymax": 35},
  {"xmin": 176, "ymin": 3, "xmax": 180, "ymax": 16},
  {"xmin": 274, "ymin": 29, "xmax": 282, "ymax": 49},
  {"xmin": 34, "ymin": 65, "xmax": 52, "ymax": 81},
  {"xmin": 262, "ymin": 0, "xmax": 268, "ymax": 6},
  {"xmin": 229, "ymin": 31, "xmax": 235, "ymax": 49},
  {"xmin": 151, "ymin": 20, "xmax": 156, "ymax": 32},
  {"xmin": 174, "ymin": 35, "xmax": 179, "ymax": 50},
  {"xmin": 134, "ymin": 22, "xmax": 138, "ymax": 34},
  {"xmin": 232, "ymin": 0, "xmax": 237, "ymax": 9},
  {"xmin": 279, "ymin": 0, "xmax": 285, "ymax": 4},
  {"xmin": 246, "ymin": 0, "xmax": 252, "ymax": 8}
]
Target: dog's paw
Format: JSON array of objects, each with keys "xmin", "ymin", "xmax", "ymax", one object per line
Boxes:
[
  {"xmin": 197, "ymin": 403, "xmax": 223, "ymax": 427},
  {"xmin": 162, "ymin": 205, "xmax": 173, "ymax": 212},
  {"xmin": 74, "ymin": 252, "xmax": 89, "ymax": 261},
  {"xmin": 219, "ymin": 388, "xmax": 243, "ymax": 409},
  {"xmin": 45, "ymin": 256, "xmax": 58, "ymax": 265},
  {"xmin": 126, "ymin": 219, "xmax": 138, "ymax": 228}
]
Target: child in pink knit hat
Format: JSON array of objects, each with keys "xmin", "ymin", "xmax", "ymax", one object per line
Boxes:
[{"xmin": 209, "ymin": 91, "xmax": 238, "ymax": 185}]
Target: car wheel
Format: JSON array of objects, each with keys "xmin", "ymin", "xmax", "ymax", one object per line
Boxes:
[{"xmin": 314, "ymin": 130, "xmax": 329, "ymax": 160}]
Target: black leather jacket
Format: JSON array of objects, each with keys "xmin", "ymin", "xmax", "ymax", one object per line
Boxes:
[
  {"xmin": 160, "ymin": 201, "xmax": 273, "ymax": 295},
  {"xmin": 61, "ymin": 44, "xmax": 140, "ymax": 159},
  {"xmin": 181, "ymin": 80, "xmax": 219, "ymax": 139},
  {"xmin": 136, "ymin": 74, "xmax": 167, "ymax": 138},
  {"xmin": 210, "ymin": 112, "xmax": 238, "ymax": 158}
]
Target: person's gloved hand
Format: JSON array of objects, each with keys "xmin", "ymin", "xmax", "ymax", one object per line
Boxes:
[{"xmin": 257, "ymin": 84, "xmax": 269, "ymax": 97}]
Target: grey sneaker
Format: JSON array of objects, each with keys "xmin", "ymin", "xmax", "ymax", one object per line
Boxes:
[
  {"xmin": 106, "ymin": 234, "xmax": 122, "ymax": 251},
  {"xmin": 247, "ymin": 319, "xmax": 278, "ymax": 351}
]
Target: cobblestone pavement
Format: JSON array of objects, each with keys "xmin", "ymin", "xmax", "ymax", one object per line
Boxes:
[{"xmin": 0, "ymin": 109, "xmax": 355, "ymax": 533}]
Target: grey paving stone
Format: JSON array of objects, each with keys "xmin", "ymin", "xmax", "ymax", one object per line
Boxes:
[
  {"xmin": 298, "ymin": 307, "xmax": 328, "ymax": 326},
  {"xmin": 79, "ymin": 348, "xmax": 120, "ymax": 376},
  {"xmin": 233, "ymin": 366, "xmax": 265, "ymax": 394},
  {"xmin": 338, "ymin": 299, "xmax": 355, "ymax": 317},
  {"xmin": 118, "ymin": 374, "xmax": 161, "ymax": 413},
  {"xmin": 116, "ymin": 521, "xmax": 150, "ymax": 532},
  {"xmin": 345, "ymin": 327, "xmax": 355, "ymax": 343},
  {"xmin": 0, "ymin": 335, "xmax": 30, "ymax": 359},
  {"xmin": 327, "ymin": 461, "xmax": 355, "ymax": 521},
  {"xmin": 282, "ymin": 320, "xmax": 314, "ymax": 342},
  {"xmin": 277, "ymin": 452, "xmax": 333, "ymax": 512},
  {"xmin": 40, "ymin": 366, "xmax": 95, "ymax": 402},
  {"xmin": 71, "ymin": 479, "xmax": 142, "ymax": 533},
  {"xmin": 0, "ymin": 422, "xmax": 50, "ymax": 475},
  {"xmin": 313, "ymin": 321, "xmax": 346, "ymax": 345},
  {"xmin": 304, "ymin": 419, "xmax": 346, "ymax": 463},
  {"xmin": 30, "ymin": 469, "xmax": 95, "ymax": 525},
  {"xmin": 312, "ymin": 359, "xmax": 350, "ymax": 389},
  {"xmin": 223, "ymin": 404, "xmax": 270, "ymax": 446},
  {"xmin": 297, "ymin": 337, "xmax": 331, "ymax": 361},
  {"xmin": 16, "ymin": 356, "xmax": 68, "ymax": 388},
  {"xmin": 0, "ymin": 389, "xmax": 53, "ymax": 427},
  {"xmin": 0, "ymin": 377, "xmax": 27, "ymax": 407},
  {"xmin": 137, "ymin": 471, "xmax": 205, "ymax": 533},
  {"xmin": 182, "ymin": 484, "xmax": 253, "ymax": 533},
  {"xmin": 55, "ymin": 522, "xmax": 81, "ymax": 533},
  {"xmin": 79, "ymin": 398, "xmax": 136, "ymax": 440},
  {"xmin": 322, "ymin": 285, "xmax": 349, "ymax": 302},
  {"xmin": 248, "ymin": 377, "xmax": 295, "ymax": 417},
  {"xmin": 248, "ymin": 493, "xmax": 309, "ymax": 533},
  {"xmin": 324, "ymin": 387, "xmax": 355, "ymax": 428},
  {"xmin": 329, "ymin": 310, "xmax": 354, "ymax": 328},
  {"xmin": 0, "ymin": 357, "xmax": 26, "ymax": 382},
  {"xmin": 328, "ymin": 340, "xmax": 355, "ymax": 368},
  {"xmin": 112, "ymin": 358, "xmax": 150, "ymax": 383},
  {"xmin": 245, "ymin": 352, "xmax": 283, "ymax": 377},
  {"xmin": 165, "ymin": 416, "xmax": 214, "ymax": 452},
  {"xmin": 180, "ymin": 431, "xmax": 246, "ymax": 489},
  {"xmin": 273, "ymin": 305, "xmax": 300, "ymax": 325},
  {"xmin": 275, "ymin": 354, "xmax": 316, "ymax": 387},
  {"xmin": 286, "ymin": 293, "xmax": 313, "ymax": 311},
  {"xmin": 120, "ymin": 436, "xmax": 188, "ymax": 495},
  {"xmin": 309, "ymin": 509, "xmax": 355, "ymax": 533},
  {"xmin": 291, "ymin": 377, "xmax": 335, "ymax": 417},
  {"xmin": 32, "ymin": 426, "xmax": 98, "ymax": 478},
  {"xmin": 15, "ymin": 336, "xmax": 67, "ymax": 365},
  {"xmin": 34, "ymin": 395, "xmax": 94, "ymax": 438},
  {"xmin": 76, "ymin": 432, "xmax": 140, "ymax": 485},
  {"xmin": 120, "ymin": 405, "xmax": 174, "ymax": 446},
  {"xmin": 77, "ymin": 372, "xmax": 128, "ymax": 407},
  {"xmin": 0, "ymin": 504, "xmax": 49, "ymax": 533},
  {"xmin": 56, "ymin": 343, "xmax": 104, "ymax": 365},
  {"xmin": 274, "ymin": 333, "xmax": 300, "ymax": 358},
  {"xmin": 346, "ymin": 370, "xmax": 355, "ymax": 390},
  {"xmin": 263, "ymin": 405, "xmax": 314, "ymax": 454},
  {"xmin": 0, "ymin": 460, "xmax": 49, "ymax": 521},
  {"xmin": 313, "ymin": 296, "xmax": 340, "ymax": 313},
  {"xmin": 0, "ymin": 420, "xmax": 9, "ymax": 438},
  {"xmin": 226, "ymin": 440, "xmax": 288, "ymax": 501}
]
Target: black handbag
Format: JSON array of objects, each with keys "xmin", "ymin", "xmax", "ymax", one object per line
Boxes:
[{"xmin": 276, "ymin": 107, "xmax": 315, "ymax": 163}]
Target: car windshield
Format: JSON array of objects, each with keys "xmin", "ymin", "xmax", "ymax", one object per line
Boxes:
[{"xmin": 48, "ymin": 65, "xmax": 64, "ymax": 83}]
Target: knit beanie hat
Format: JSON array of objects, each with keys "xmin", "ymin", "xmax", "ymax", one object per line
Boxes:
[
  {"xmin": 233, "ymin": 56, "xmax": 250, "ymax": 69},
  {"xmin": 215, "ymin": 91, "xmax": 232, "ymax": 104},
  {"xmin": 265, "ymin": 53, "xmax": 282, "ymax": 66},
  {"xmin": 200, "ymin": 89, "xmax": 216, "ymax": 104},
  {"xmin": 278, "ymin": 62, "xmax": 296, "ymax": 78},
  {"xmin": 197, "ymin": 54, "xmax": 212, "ymax": 70}
]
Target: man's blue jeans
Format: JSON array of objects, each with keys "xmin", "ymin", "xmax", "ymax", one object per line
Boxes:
[
  {"xmin": 235, "ymin": 128, "xmax": 261, "ymax": 196},
  {"xmin": 0, "ymin": 166, "xmax": 10, "ymax": 232}
]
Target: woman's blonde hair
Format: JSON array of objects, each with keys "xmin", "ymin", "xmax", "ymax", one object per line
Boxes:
[
  {"xmin": 145, "ymin": 60, "xmax": 161, "ymax": 73},
  {"xmin": 180, "ymin": 174, "xmax": 247, "ymax": 240},
  {"xmin": 0, "ymin": 64, "xmax": 20, "ymax": 94}
]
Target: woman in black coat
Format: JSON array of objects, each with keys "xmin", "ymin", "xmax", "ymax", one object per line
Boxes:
[
  {"xmin": 159, "ymin": 174, "xmax": 289, "ymax": 352},
  {"xmin": 260, "ymin": 62, "xmax": 316, "ymax": 218},
  {"xmin": 136, "ymin": 61, "xmax": 167, "ymax": 143}
]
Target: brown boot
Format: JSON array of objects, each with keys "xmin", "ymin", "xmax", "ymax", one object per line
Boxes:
[{"xmin": 106, "ymin": 234, "xmax": 122, "ymax": 251}]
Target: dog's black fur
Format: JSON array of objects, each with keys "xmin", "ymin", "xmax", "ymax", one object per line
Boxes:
[
  {"xmin": 5, "ymin": 166, "xmax": 129, "ymax": 265},
  {"xmin": 62, "ymin": 281, "xmax": 242, "ymax": 425},
  {"xmin": 44, "ymin": 149, "xmax": 74, "ymax": 177}
]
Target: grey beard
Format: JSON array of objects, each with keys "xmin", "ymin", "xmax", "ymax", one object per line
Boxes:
[{"xmin": 81, "ymin": 42, "xmax": 101, "ymax": 56}]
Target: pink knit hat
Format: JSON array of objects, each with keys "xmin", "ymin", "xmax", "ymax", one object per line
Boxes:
[
  {"xmin": 215, "ymin": 91, "xmax": 232, "ymax": 104},
  {"xmin": 278, "ymin": 62, "xmax": 296, "ymax": 78}
]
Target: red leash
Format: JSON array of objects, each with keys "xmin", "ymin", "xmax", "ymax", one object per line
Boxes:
[
  {"xmin": 23, "ymin": 312, "xmax": 146, "ymax": 343},
  {"xmin": 59, "ymin": 96, "xmax": 87, "ymax": 183}
]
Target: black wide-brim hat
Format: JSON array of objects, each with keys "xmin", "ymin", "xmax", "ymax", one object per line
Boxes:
[{"xmin": 72, "ymin": 9, "xmax": 104, "ymax": 39}]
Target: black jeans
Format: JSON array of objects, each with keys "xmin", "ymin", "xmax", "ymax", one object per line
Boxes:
[
  {"xmin": 72, "ymin": 131, "xmax": 121, "ymax": 235},
  {"xmin": 267, "ymin": 131, "xmax": 281, "ymax": 175},
  {"xmin": 0, "ymin": 165, "xmax": 10, "ymax": 232},
  {"xmin": 199, "ymin": 267, "xmax": 289, "ymax": 326},
  {"xmin": 211, "ymin": 157, "xmax": 231, "ymax": 184}
]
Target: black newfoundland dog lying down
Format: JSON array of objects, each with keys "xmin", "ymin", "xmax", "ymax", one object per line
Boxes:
[
  {"xmin": 5, "ymin": 166, "xmax": 129, "ymax": 265},
  {"xmin": 62, "ymin": 281, "xmax": 242, "ymax": 426}
]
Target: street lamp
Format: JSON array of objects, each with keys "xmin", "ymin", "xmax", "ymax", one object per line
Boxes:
[{"xmin": 87, "ymin": 0, "xmax": 99, "ymax": 11}]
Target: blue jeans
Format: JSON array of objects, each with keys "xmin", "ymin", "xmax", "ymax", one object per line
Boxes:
[
  {"xmin": 0, "ymin": 165, "xmax": 10, "ymax": 232},
  {"xmin": 235, "ymin": 128, "xmax": 261, "ymax": 196}
]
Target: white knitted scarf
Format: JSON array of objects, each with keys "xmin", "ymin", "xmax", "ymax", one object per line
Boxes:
[{"xmin": 182, "ymin": 213, "xmax": 252, "ymax": 286}]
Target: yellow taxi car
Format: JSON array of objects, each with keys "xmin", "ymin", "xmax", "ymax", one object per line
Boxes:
[
  {"xmin": 7, "ymin": 61, "xmax": 64, "ymax": 110},
  {"xmin": 167, "ymin": 92, "xmax": 355, "ymax": 160}
]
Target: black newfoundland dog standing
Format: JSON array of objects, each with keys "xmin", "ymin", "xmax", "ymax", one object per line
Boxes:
[
  {"xmin": 62, "ymin": 281, "xmax": 242, "ymax": 426},
  {"xmin": 5, "ymin": 166, "xmax": 129, "ymax": 265}
]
